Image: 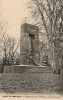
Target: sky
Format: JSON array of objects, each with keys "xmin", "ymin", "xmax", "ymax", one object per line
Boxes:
[
  {"xmin": 0, "ymin": 0, "xmax": 30, "ymax": 39},
  {"xmin": 0, "ymin": 0, "xmax": 47, "ymax": 42}
]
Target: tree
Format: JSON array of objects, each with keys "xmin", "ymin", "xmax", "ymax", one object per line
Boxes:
[
  {"xmin": 0, "ymin": 21, "xmax": 9, "ymax": 64},
  {"xmin": 1, "ymin": 36, "xmax": 20, "ymax": 65},
  {"xmin": 39, "ymin": 40, "xmax": 49, "ymax": 65},
  {"xmin": 7, "ymin": 37, "xmax": 20, "ymax": 65},
  {"xmin": 0, "ymin": 21, "xmax": 20, "ymax": 65},
  {"xmin": 27, "ymin": 0, "xmax": 63, "ymax": 72}
]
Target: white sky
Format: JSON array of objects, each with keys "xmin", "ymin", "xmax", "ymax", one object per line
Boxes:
[{"xmin": 0, "ymin": 0, "xmax": 30, "ymax": 39}]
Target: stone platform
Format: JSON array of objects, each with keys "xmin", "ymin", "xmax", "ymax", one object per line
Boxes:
[{"xmin": 4, "ymin": 65, "xmax": 51, "ymax": 73}]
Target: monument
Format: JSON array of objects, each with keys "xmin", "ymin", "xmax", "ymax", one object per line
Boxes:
[
  {"xmin": 20, "ymin": 23, "xmax": 40, "ymax": 65},
  {"xmin": 4, "ymin": 23, "xmax": 40, "ymax": 73}
]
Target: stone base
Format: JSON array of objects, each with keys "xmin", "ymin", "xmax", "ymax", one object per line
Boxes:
[{"xmin": 4, "ymin": 65, "xmax": 47, "ymax": 73}]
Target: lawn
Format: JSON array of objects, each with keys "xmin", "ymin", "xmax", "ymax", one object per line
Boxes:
[{"xmin": 0, "ymin": 72, "xmax": 63, "ymax": 96}]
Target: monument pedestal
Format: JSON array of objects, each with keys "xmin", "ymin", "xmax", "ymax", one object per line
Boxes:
[
  {"xmin": 4, "ymin": 64, "xmax": 51, "ymax": 73},
  {"xmin": 4, "ymin": 65, "xmax": 39, "ymax": 73}
]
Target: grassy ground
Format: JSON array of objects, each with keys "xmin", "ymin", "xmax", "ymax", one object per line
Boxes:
[{"xmin": 0, "ymin": 72, "xmax": 63, "ymax": 95}]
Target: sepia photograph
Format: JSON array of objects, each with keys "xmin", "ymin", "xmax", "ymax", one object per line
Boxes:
[{"xmin": 0, "ymin": 0, "xmax": 63, "ymax": 99}]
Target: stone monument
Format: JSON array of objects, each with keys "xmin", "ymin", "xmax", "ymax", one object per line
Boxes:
[
  {"xmin": 20, "ymin": 23, "xmax": 40, "ymax": 65},
  {"xmin": 4, "ymin": 23, "xmax": 40, "ymax": 73}
]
